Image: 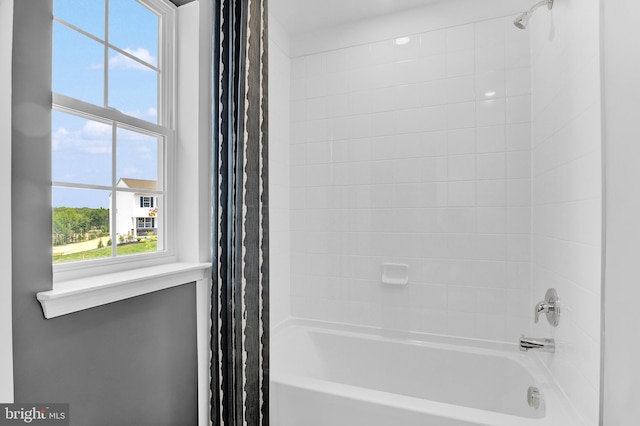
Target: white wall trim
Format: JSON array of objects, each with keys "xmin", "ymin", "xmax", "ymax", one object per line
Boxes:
[
  {"xmin": 196, "ymin": 277, "xmax": 211, "ymax": 426},
  {"xmin": 1, "ymin": 0, "xmax": 14, "ymax": 404},
  {"xmin": 37, "ymin": 262, "xmax": 211, "ymax": 318},
  {"xmin": 176, "ymin": 1, "xmax": 213, "ymax": 424}
]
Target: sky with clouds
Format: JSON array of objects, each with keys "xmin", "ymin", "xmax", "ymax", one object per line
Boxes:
[{"xmin": 52, "ymin": 0, "xmax": 160, "ymax": 209}]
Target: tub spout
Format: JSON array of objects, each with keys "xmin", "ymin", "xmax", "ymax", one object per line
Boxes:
[{"xmin": 519, "ymin": 336, "xmax": 555, "ymax": 353}]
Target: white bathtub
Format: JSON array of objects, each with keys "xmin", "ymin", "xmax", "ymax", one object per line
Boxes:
[{"xmin": 270, "ymin": 319, "xmax": 580, "ymax": 426}]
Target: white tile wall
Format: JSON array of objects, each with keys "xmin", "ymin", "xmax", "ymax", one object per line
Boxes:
[
  {"xmin": 289, "ymin": 16, "xmax": 532, "ymax": 342},
  {"xmin": 268, "ymin": 16, "xmax": 291, "ymax": 327},
  {"xmin": 530, "ymin": 1, "xmax": 601, "ymax": 425},
  {"xmin": 273, "ymin": 4, "xmax": 602, "ymax": 420}
]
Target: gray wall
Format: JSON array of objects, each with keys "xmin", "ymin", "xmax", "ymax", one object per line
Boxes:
[{"xmin": 11, "ymin": 2, "xmax": 198, "ymax": 425}]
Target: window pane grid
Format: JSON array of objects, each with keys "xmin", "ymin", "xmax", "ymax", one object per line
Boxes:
[
  {"xmin": 53, "ymin": 18, "xmax": 159, "ymax": 71},
  {"xmin": 53, "ymin": 1, "xmax": 161, "ymax": 124},
  {"xmin": 52, "ymin": 108, "xmax": 166, "ymax": 262},
  {"xmin": 52, "ymin": 0, "xmax": 171, "ymax": 265}
]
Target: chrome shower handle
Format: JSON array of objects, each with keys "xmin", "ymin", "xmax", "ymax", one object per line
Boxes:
[
  {"xmin": 534, "ymin": 288, "xmax": 560, "ymax": 326},
  {"xmin": 534, "ymin": 301, "xmax": 554, "ymax": 323}
]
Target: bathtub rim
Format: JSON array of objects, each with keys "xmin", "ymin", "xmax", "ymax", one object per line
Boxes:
[{"xmin": 273, "ymin": 316, "xmax": 522, "ymax": 354}]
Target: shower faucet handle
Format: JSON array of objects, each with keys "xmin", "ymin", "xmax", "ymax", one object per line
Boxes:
[
  {"xmin": 534, "ymin": 302, "xmax": 552, "ymax": 323},
  {"xmin": 534, "ymin": 288, "xmax": 560, "ymax": 326}
]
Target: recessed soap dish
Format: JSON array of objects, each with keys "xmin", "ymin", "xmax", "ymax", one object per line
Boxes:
[{"xmin": 381, "ymin": 263, "xmax": 409, "ymax": 286}]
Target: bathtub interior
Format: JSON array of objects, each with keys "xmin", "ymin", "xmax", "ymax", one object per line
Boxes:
[
  {"xmin": 271, "ymin": 381, "xmax": 486, "ymax": 426},
  {"xmin": 312, "ymin": 333, "xmax": 541, "ymax": 418},
  {"xmin": 272, "ymin": 322, "xmax": 550, "ymax": 420},
  {"xmin": 271, "ymin": 321, "xmax": 587, "ymax": 426}
]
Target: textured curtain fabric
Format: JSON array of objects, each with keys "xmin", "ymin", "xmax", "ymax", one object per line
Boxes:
[{"xmin": 211, "ymin": 0, "xmax": 269, "ymax": 424}]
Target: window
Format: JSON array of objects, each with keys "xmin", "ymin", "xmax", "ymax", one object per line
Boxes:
[
  {"xmin": 38, "ymin": 0, "xmax": 212, "ymax": 322},
  {"xmin": 51, "ymin": 0, "xmax": 175, "ymax": 265},
  {"xmin": 137, "ymin": 218, "xmax": 156, "ymax": 228},
  {"xmin": 140, "ymin": 196, "xmax": 154, "ymax": 208}
]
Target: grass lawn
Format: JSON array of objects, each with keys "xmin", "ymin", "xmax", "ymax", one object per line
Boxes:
[{"xmin": 53, "ymin": 241, "xmax": 157, "ymax": 263}]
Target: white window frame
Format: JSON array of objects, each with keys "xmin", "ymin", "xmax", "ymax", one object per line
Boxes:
[
  {"xmin": 42, "ymin": 0, "xmax": 213, "ymax": 315},
  {"xmin": 40, "ymin": 0, "xmax": 213, "ymax": 319},
  {"xmin": 51, "ymin": 0, "xmax": 178, "ymax": 282}
]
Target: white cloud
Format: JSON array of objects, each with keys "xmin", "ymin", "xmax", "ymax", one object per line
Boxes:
[
  {"xmin": 121, "ymin": 106, "xmax": 158, "ymax": 122},
  {"xmin": 82, "ymin": 120, "xmax": 111, "ymax": 139},
  {"xmin": 52, "ymin": 127, "xmax": 68, "ymax": 150},
  {"xmin": 83, "ymin": 145, "xmax": 112, "ymax": 154},
  {"xmin": 52, "ymin": 121, "xmax": 112, "ymax": 155},
  {"xmin": 109, "ymin": 48, "xmax": 157, "ymax": 71}
]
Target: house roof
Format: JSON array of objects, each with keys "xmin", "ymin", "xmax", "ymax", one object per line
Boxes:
[{"xmin": 118, "ymin": 178, "xmax": 157, "ymax": 191}]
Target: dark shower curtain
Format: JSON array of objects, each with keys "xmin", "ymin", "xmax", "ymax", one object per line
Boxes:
[{"xmin": 211, "ymin": 0, "xmax": 269, "ymax": 424}]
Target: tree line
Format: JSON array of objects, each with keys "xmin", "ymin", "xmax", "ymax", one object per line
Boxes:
[{"xmin": 52, "ymin": 207, "xmax": 109, "ymax": 246}]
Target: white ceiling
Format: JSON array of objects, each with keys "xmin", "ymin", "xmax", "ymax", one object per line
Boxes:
[{"xmin": 270, "ymin": 0, "xmax": 440, "ymax": 35}]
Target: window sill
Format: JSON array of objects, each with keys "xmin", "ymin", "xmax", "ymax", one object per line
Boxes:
[{"xmin": 37, "ymin": 262, "xmax": 212, "ymax": 319}]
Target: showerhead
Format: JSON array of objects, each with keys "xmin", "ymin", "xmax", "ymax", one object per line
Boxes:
[
  {"xmin": 513, "ymin": 11, "xmax": 531, "ymax": 29},
  {"xmin": 513, "ymin": 0, "xmax": 554, "ymax": 30}
]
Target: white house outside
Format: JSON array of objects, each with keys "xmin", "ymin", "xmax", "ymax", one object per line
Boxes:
[{"xmin": 110, "ymin": 178, "xmax": 159, "ymax": 241}]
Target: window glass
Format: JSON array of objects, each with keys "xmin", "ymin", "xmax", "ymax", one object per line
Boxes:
[
  {"xmin": 108, "ymin": 53, "xmax": 158, "ymax": 122},
  {"xmin": 109, "ymin": 0, "xmax": 159, "ymax": 64},
  {"xmin": 53, "ymin": 22, "xmax": 104, "ymax": 106},
  {"xmin": 52, "ymin": 111, "xmax": 112, "ymax": 186},
  {"xmin": 53, "ymin": 0, "xmax": 105, "ymax": 39},
  {"xmin": 114, "ymin": 192, "xmax": 159, "ymax": 256},
  {"xmin": 116, "ymin": 128, "xmax": 160, "ymax": 183},
  {"xmin": 52, "ymin": 187, "xmax": 112, "ymax": 263}
]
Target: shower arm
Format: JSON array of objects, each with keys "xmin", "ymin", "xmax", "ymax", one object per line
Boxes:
[{"xmin": 528, "ymin": 0, "xmax": 554, "ymax": 15}]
